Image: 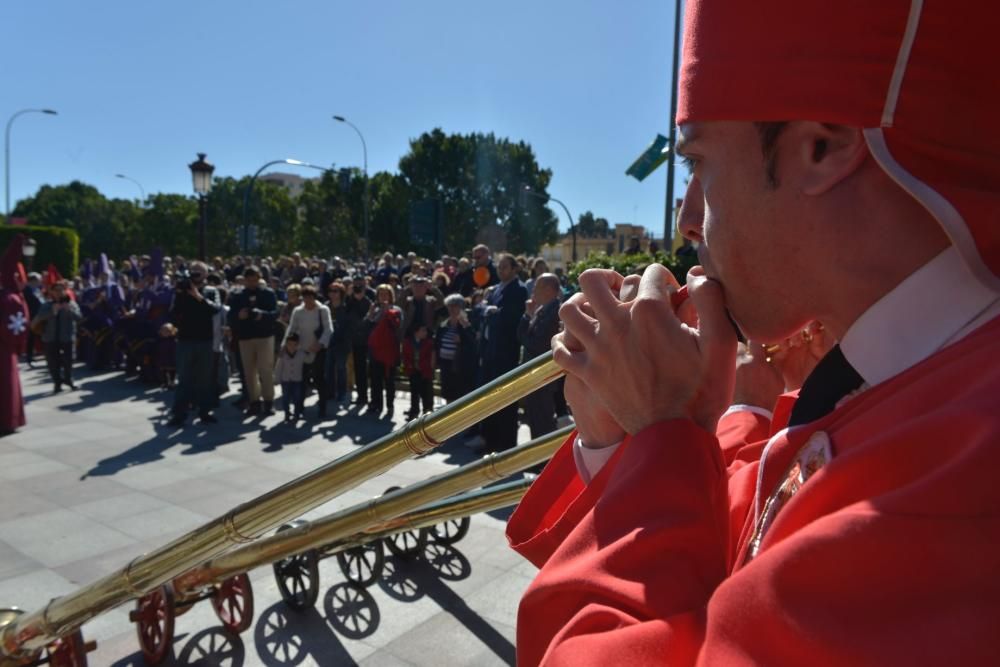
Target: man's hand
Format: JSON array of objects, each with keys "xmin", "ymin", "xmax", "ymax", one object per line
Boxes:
[
  {"xmin": 238, "ymin": 307, "xmax": 249, "ymax": 320},
  {"xmin": 553, "ymin": 265, "xmax": 737, "ymax": 436},
  {"xmin": 553, "ymin": 273, "xmax": 640, "ymax": 449},
  {"xmin": 187, "ymin": 285, "xmax": 203, "ymax": 301},
  {"xmin": 525, "ymin": 299, "xmax": 538, "ymax": 317},
  {"xmin": 309, "ymin": 342, "xmax": 322, "ymax": 354}
]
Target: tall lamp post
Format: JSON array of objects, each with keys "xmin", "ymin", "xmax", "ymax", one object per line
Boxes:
[
  {"xmin": 332, "ymin": 115, "xmax": 369, "ymax": 260},
  {"xmin": 663, "ymin": 0, "xmax": 683, "ymax": 247},
  {"xmin": 5, "ymin": 108, "xmax": 58, "ymax": 218},
  {"xmin": 520, "ymin": 184, "xmax": 577, "ymax": 263},
  {"xmin": 188, "ymin": 153, "xmax": 214, "ymax": 261},
  {"xmin": 115, "ymin": 173, "xmax": 146, "ymax": 206}
]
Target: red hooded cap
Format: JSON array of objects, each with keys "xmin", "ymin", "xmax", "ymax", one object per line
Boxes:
[
  {"xmin": 0, "ymin": 235, "xmax": 26, "ymax": 290},
  {"xmin": 677, "ymin": 0, "xmax": 1000, "ymax": 289}
]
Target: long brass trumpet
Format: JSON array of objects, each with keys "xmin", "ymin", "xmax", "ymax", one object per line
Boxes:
[
  {"xmin": 0, "ymin": 351, "xmax": 564, "ymax": 662},
  {"xmin": 175, "ymin": 424, "xmax": 572, "ymax": 591}
]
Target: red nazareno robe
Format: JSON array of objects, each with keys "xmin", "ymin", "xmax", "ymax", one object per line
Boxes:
[
  {"xmin": 508, "ymin": 316, "xmax": 1000, "ymax": 665},
  {"xmin": 0, "ymin": 287, "xmax": 28, "ymax": 433}
]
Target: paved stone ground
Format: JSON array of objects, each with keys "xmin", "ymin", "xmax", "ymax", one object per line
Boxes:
[{"xmin": 0, "ymin": 362, "xmax": 546, "ymax": 666}]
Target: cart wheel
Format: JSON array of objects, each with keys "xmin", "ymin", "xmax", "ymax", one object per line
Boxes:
[
  {"xmin": 211, "ymin": 573, "xmax": 254, "ymax": 634},
  {"xmin": 384, "ymin": 528, "xmax": 428, "ymax": 559},
  {"xmin": 274, "ymin": 549, "xmax": 320, "ymax": 611},
  {"xmin": 429, "ymin": 517, "xmax": 470, "ymax": 545},
  {"xmin": 46, "ymin": 629, "xmax": 88, "ymax": 667},
  {"xmin": 336, "ymin": 542, "xmax": 385, "ymax": 587},
  {"xmin": 132, "ymin": 585, "xmax": 175, "ymax": 666}
]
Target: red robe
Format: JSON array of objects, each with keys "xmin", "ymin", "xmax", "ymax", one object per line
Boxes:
[
  {"xmin": 508, "ymin": 316, "xmax": 1000, "ymax": 665},
  {"xmin": 0, "ymin": 288, "xmax": 28, "ymax": 433}
]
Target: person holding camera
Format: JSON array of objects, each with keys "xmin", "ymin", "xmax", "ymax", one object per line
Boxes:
[
  {"xmin": 167, "ymin": 261, "xmax": 221, "ymax": 427},
  {"xmin": 31, "ymin": 281, "xmax": 83, "ymax": 393},
  {"xmin": 227, "ymin": 266, "xmax": 278, "ymax": 416}
]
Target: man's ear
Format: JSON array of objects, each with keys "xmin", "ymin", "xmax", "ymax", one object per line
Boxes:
[{"xmin": 784, "ymin": 122, "xmax": 867, "ymax": 195}]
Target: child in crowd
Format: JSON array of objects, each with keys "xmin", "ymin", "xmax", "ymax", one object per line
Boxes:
[
  {"xmin": 274, "ymin": 332, "xmax": 306, "ymax": 422},
  {"xmin": 157, "ymin": 323, "xmax": 177, "ymax": 390},
  {"xmin": 402, "ymin": 323, "xmax": 435, "ymax": 420}
]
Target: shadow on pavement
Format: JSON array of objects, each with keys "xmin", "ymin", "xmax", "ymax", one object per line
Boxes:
[{"xmin": 254, "ymin": 603, "xmax": 358, "ymax": 667}]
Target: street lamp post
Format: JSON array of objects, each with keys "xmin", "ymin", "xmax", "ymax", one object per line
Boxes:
[
  {"xmin": 5, "ymin": 108, "xmax": 58, "ymax": 218},
  {"xmin": 332, "ymin": 115, "xmax": 370, "ymax": 260},
  {"xmin": 115, "ymin": 173, "xmax": 146, "ymax": 206},
  {"xmin": 188, "ymin": 153, "xmax": 215, "ymax": 261},
  {"xmin": 521, "ymin": 185, "xmax": 577, "ymax": 262},
  {"xmin": 241, "ymin": 158, "xmax": 332, "ymax": 254}
]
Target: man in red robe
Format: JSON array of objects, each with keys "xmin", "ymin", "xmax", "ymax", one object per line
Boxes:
[
  {"xmin": 0, "ymin": 235, "xmax": 29, "ymax": 435},
  {"xmin": 508, "ymin": 1, "xmax": 1000, "ymax": 664}
]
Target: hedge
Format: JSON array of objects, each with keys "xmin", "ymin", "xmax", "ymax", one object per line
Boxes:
[
  {"xmin": 567, "ymin": 250, "xmax": 698, "ymax": 289},
  {"xmin": 0, "ymin": 225, "xmax": 79, "ymax": 278}
]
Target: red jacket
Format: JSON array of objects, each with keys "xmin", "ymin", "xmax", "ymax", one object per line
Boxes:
[{"xmin": 508, "ymin": 315, "xmax": 1000, "ymax": 666}]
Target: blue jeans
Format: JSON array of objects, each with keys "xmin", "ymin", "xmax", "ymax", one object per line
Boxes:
[
  {"xmin": 173, "ymin": 340, "xmax": 214, "ymax": 416},
  {"xmin": 282, "ymin": 381, "xmax": 304, "ymax": 416}
]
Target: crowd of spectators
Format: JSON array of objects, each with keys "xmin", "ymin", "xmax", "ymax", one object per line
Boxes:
[{"xmin": 19, "ymin": 244, "xmax": 574, "ymax": 452}]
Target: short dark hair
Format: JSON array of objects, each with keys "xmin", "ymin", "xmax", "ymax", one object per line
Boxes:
[
  {"xmin": 243, "ymin": 266, "xmax": 260, "ymax": 278},
  {"xmin": 754, "ymin": 121, "xmax": 789, "ymax": 188},
  {"xmin": 286, "ymin": 332, "xmax": 300, "ymax": 342},
  {"xmin": 300, "ymin": 284, "xmax": 318, "ymax": 298}
]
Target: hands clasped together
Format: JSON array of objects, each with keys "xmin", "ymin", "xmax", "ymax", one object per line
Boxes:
[{"xmin": 552, "ymin": 264, "xmax": 738, "ymax": 448}]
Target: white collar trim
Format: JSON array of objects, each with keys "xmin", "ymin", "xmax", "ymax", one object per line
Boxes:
[{"xmin": 840, "ymin": 245, "xmax": 1000, "ymax": 387}]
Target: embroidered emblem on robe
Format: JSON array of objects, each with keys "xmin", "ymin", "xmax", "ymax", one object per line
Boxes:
[{"xmin": 747, "ymin": 431, "xmax": 833, "ymax": 561}]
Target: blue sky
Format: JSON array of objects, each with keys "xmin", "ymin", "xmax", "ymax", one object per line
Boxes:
[{"xmin": 3, "ymin": 0, "xmax": 687, "ymax": 239}]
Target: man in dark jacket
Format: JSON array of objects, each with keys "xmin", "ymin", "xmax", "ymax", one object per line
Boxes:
[
  {"xmin": 345, "ymin": 274, "xmax": 374, "ymax": 406},
  {"xmin": 517, "ymin": 273, "xmax": 562, "ymax": 438},
  {"xmin": 479, "ymin": 253, "xmax": 527, "ymax": 451},
  {"xmin": 168, "ymin": 261, "xmax": 221, "ymax": 426},
  {"xmin": 227, "ymin": 266, "xmax": 278, "ymax": 415}
]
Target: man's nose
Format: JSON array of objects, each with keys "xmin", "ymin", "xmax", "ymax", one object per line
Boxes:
[{"xmin": 676, "ymin": 177, "xmax": 705, "ymax": 243}]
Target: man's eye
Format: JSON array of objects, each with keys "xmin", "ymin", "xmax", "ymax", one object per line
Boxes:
[{"xmin": 680, "ymin": 155, "xmax": 698, "ymax": 171}]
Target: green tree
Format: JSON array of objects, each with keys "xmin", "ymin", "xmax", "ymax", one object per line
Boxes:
[
  {"xmin": 398, "ymin": 129, "xmax": 558, "ymax": 255},
  {"xmin": 576, "ymin": 211, "xmax": 610, "ymax": 238},
  {"xmin": 11, "ymin": 181, "xmax": 139, "ymax": 260},
  {"xmin": 208, "ymin": 176, "xmax": 298, "ymax": 257},
  {"xmin": 297, "ymin": 169, "xmax": 366, "ymax": 258},
  {"xmin": 136, "ymin": 194, "xmax": 199, "ymax": 258}
]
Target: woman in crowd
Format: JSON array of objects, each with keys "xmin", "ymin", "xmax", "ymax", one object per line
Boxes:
[
  {"xmin": 365, "ymin": 284, "xmax": 402, "ymax": 417},
  {"xmin": 283, "ymin": 284, "xmax": 332, "ymax": 419},
  {"xmin": 435, "ymin": 293, "xmax": 477, "ymax": 404}
]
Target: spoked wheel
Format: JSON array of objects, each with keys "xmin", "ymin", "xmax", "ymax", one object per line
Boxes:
[
  {"xmin": 272, "ymin": 521, "xmax": 320, "ymax": 612},
  {"xmin": 382, "ymin": 486, "xmax": 429, "ymax": 559},
  {"xmin": 336, "ymin": 542, "xmax": 385, "ymax": 587},
  {"xmin": 45, "ymin": 629, "xmax": 88, "ymax": 667},
  {"xmin": 211, "ymin": 573, "xmax": 254, "ymax": 634},
  {"xmin": 429, "ymin": 517, "xmax": 470, "ymax": 545},
  {"xmin": 273, "ymin": 549, "xmax": 320, "ymax": 611},
  {"xmin": 131, "ymin": 585, "xmax": 175, "ymax": 666},
  {"xmin": 384, "ymin": 528, "xmax": 428, "ymax": 559}
]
